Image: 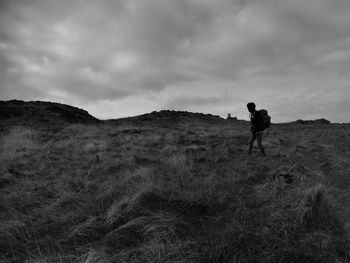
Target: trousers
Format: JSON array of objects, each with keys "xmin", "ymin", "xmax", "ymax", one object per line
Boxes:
[{"xmin": 248, "ymin": 132, "xmax": 266, "ymax": 155}]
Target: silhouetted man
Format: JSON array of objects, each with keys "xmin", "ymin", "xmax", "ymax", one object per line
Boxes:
[{"xmin": 247, "ymin": 102, "xmax": 266, "ymax": 156}]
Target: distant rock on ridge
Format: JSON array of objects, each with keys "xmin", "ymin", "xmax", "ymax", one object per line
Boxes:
[
  {"xmin": 227, "ymin": 113, "xmax": 238, "ymax": 120},
  {"xmin": 0, "ymin": 100, "xmax": 100, "ymax": 127},
  {"xmin": 295, "ymin": 118, "xmax": 331, "ymax": 125}
]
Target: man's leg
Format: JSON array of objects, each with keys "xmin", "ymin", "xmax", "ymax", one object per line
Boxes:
[
  {"xmin": 248, "ymin": 132, "xmax": 256, "ymax": 154},
  {"xmin": 257, "ymin": 132, "xmax": 266, "ymax": 156}
]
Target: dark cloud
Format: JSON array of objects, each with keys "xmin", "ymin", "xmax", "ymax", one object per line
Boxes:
[{"xmin": 0, "ymin": 0, "xmax": 349, "ymax": 121}]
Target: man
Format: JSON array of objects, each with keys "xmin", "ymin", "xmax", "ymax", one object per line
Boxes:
[{"xmin": 247, "ymin": 102, "xmax": 266, "ymax": 156}]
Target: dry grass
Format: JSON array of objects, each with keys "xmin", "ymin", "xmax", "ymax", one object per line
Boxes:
[
  {"xmin": 0, "ymin": 126, "xmax": 38, "ymax": 160},
  {"xmin": 0, "ymin": 121, "xmax": 349, "ymax": 262}
]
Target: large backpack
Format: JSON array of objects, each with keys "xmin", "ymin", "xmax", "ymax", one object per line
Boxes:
[{"xmin": 259, "ymin": 109, "xmax": 271, "ymax": 130}]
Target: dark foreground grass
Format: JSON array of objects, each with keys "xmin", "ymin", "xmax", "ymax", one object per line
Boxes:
[{"xmin": 0, "ymin": 122, "xmax": 349, "ymax": 262}]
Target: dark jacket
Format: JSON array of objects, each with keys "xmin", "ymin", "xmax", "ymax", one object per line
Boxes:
[{"xmin": 250, "ymin": 110, "xmax": 264, "ymax": 133}]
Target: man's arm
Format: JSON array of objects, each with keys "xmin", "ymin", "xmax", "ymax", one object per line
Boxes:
[
  {"xmin": 255, "ymin": 111, "xmax": 264, "ymax": 132},
  {"xmin": 251, "ymin": 112, "xmax": 258, "ymax": 133},
  {"xmin": 252, "ymin": 111, "xmax": 263, "ymax": 133}
]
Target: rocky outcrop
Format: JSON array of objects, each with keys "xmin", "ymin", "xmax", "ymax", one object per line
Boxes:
[{"xmin": 295, "ymin": 118, "xmax": 331, "ymax": 125}]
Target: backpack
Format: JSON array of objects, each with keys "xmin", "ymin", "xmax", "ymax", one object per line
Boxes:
[{"xmin": 259, "ymin": 109, "xmax": 271, "ymax": 130}]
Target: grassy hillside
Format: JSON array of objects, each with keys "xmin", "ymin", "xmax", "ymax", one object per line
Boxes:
[
  {"xmin": 0, "ymin": 100, "xmax": 100, "ymax": 131},
  {"xmin": 0, "ymin": 102, "xmax": 350, "ymax": 262}
]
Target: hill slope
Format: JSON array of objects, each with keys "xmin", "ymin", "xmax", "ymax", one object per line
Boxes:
[
  {"xmin": 0, "ymin": 100, "xmax": 100, "ymax": 129},
  {"xmin": 0, "ymin": 102, "xmax": 349, "ymax": 262},
  {"xmin": 107, "ymin": 110, "xmax": 243, "ymax": 127}
]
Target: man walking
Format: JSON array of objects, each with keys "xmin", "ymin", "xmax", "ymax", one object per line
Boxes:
[{"xmin": 247, "ymin": 102, "xmax": 266, "ymax": 156}]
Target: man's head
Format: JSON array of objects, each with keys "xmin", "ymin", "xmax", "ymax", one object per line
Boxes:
[{"xmin": 247, "ymin": 102, "xmax": 256, "ymax": 113}]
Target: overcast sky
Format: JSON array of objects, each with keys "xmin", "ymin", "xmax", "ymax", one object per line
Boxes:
[{"xmin": 1, "ymin": 0, "xmax": 350, "ymax": 122}]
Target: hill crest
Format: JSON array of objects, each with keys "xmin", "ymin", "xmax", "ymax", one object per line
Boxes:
[{"xmin": 0, "ymin": 100, "xmax": 100, "ymax": 127}]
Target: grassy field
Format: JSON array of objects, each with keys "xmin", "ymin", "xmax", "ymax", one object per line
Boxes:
[{"xmin": 1, "ymin": 114, "xmax": 350, "ymax": 262}]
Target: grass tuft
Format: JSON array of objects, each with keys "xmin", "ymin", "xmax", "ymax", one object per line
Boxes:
[{"xmin": 0, "ymin": 127, "xmax": 38, "ymax": 160}]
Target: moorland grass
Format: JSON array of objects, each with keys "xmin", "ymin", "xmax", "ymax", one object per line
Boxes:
[{"xmin": 0, "ymin": 122, "xmax": 349, "ymax": 262}]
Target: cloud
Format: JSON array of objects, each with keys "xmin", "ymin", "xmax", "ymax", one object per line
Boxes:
[
  {"xmin": 166, "ymin": 95, "xmax": 224, "ymax": 110},
  {"xmin": 0, "ymin": 0, "xmax": 350, "ymax": 121}
]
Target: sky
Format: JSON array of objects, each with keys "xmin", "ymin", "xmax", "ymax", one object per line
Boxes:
[{"xmin": 1, "ymin": 0, "xmax": 350, "ymax": 122}]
